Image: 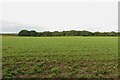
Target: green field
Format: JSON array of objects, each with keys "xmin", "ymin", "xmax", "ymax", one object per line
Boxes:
[{"xmin": 2, "ymin": 36, "xmax": 118, "ymax": 78}]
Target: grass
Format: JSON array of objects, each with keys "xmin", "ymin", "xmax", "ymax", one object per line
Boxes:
[{"xmin": 2, "ymin": 36, "xmax": 118, "ymax": 78}]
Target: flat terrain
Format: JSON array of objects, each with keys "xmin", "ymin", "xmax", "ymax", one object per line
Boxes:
[{"xmin": 2, "ymin": 36, "xmax": 118, "ymax": 78}]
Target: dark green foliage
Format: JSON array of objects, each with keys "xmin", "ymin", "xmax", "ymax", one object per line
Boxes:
[
  {"xmin": 29, "ymin": 30, "xmax": 37, "ymax": 36},
  {"xmin": 18, "ymin": 30, "xmax": 37, "ymax": 36},
  {"xmin": 42, "ymin": 31, "xmax": 52, "ymax": 36},
  {"xmin": 18, "ymin": 30, "xmax": 30, "ymax": 36},
  {"xmin": 18, "ymin": 30, "xmax": 118, "ymax": 36},
  {"xmin": 52, "ymin": 31, "xmax": 63, "ymax": 36}
]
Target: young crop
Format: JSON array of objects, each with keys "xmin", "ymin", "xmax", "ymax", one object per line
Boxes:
[{"xmin": 2, "ymin": 36, "xmax": 118, "ymax": 78}]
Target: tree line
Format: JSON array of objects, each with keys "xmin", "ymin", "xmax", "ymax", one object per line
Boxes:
[{"xmin": 18, "ymin": 30, "xmax": 119, "ymax": 36}]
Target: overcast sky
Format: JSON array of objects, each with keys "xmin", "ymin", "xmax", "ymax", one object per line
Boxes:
[{"xmin": 1, "ymin": 2, "xmax": 118, "ymax": 33}]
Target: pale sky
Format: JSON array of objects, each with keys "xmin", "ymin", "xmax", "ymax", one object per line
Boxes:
[{"xmin": 1, "ymin": 1, "xmax": 118, "ymax": 33}]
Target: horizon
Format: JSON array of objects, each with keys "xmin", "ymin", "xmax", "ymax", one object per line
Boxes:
[{"xmin": 1, "ymin": 29, "xmax": 118, "ymax": 34}]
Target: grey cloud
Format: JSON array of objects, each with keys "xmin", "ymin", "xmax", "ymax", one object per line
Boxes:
[{"xmin": 1, "ymin": 20, "xmax": 45, "ymax": 33}]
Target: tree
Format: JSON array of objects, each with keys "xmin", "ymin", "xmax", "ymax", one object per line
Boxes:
[
  {"xmin": 108, "ymin": 31, "xmax": 116, "ymax": 36},
  {"xmin": 69, "ymin": 30, "xmax": 78, "ymax": 36},
  {"xmin": 81, "ymin": 30, "xmax": 90, "ymax": 36},
  {"xmin": 42, "ymin": 31, "xmax": 52, "ymax": 36},
  {"xmin": 52, "ymin": 31, "xmax": 62, "ymax": 36},
  {"xmin": 18, "ymin": 29, "xmax": 118, "ymax": 37},
  {"xmin": 94, "ymin": 32, "xmax": 100, "ymax": 36},
  {"xmin": 29, "ymin": 30, "xmax": 38, "ymax": 36},
  {"xmin": 18, "ymin": 30, "xmax": 30, "ymax": 36},
  {"xmin": 37, "ymin": 32, "xmax": 42, "ymax": 36}
]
